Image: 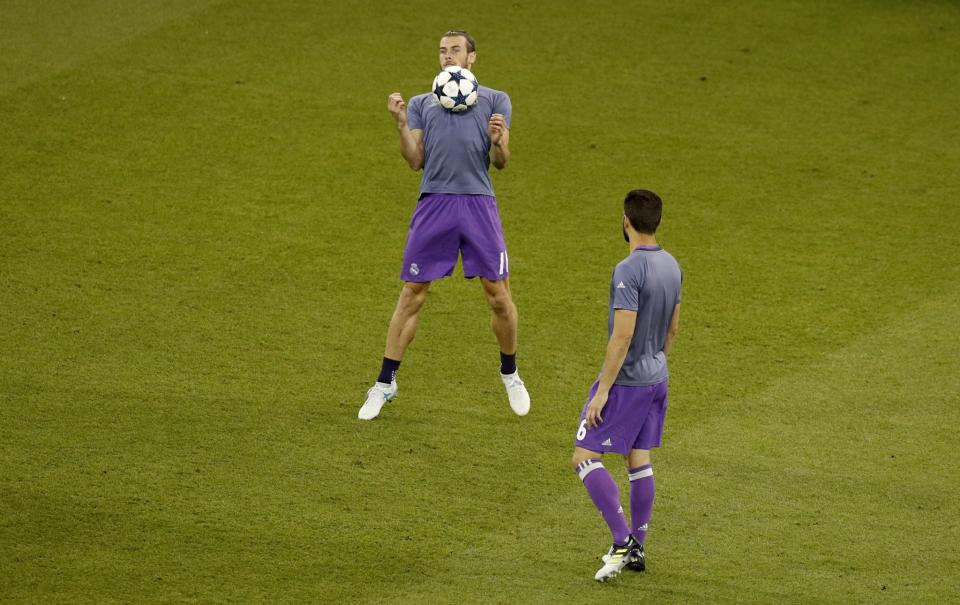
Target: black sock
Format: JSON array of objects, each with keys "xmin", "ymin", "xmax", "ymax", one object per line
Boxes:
[
  {"xmin": 499, "ymin": 351, "xmax": 517, "ymax": 375},
  {"xmin": 377, "ymin": 357, "xmax": 401, "ymax": 384}
]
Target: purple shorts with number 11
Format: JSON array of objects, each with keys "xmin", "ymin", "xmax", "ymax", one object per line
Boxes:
[
  {"xmin": 574, "ymin": 379, "xmax": 669, "ymax": 455},
  {"xmin": 401, "ymin": 193, "xmax": 509, "ymax": 282}
]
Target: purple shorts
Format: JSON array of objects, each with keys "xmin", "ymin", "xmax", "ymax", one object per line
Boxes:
[
  {"xmin": 574, "ymin": 379, "xmax": 668, "ymax": 455},
  {"xmin": 400, "ymin": 193, "xmax": 509, "ymax": 282}
]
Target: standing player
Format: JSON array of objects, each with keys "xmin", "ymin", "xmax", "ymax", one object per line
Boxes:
[
  {"xmin": 571, "ymin": 190, "xmax": 682, "ymax": 581},
  {"xmin": 358, "ymin": 30, "xmax": 530, "ymax": 420}
]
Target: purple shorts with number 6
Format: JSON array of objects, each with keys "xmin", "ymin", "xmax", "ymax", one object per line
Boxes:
[
  {"xmin": 574, "ymin": 379, "xmax": 668, "ymax": 455},
  {"xmin": 400, "ymin": 193, "xmax": 509, "ymax": 282}
]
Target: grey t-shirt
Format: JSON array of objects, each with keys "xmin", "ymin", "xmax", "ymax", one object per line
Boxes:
[
  {"xmin": 406, "ymin": 86, "xmax": 512, "ymax": 197},
  {"xmin": 608, "ymin": 245, "xmax": 682, "ymax": 386}
]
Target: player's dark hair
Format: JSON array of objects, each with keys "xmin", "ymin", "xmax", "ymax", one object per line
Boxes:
[
  {"xmin": 624, "ymin": 189, "xmax": 662, "ymax": 234},
  {"xmin": 442, "ymin": 30, "xmax": 476, "ymax": 53}
]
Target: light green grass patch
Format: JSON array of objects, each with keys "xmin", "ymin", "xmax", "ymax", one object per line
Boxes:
[{"xmin": 2, "ymin": 1, "xmax": 959, "ymax": 603}]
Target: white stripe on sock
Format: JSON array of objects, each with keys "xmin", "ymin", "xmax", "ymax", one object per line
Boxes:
[
  {"xmin": 628, "ymin": 467, "xmax": 653, "ymax": 481},
  {"xmin": 577, "ymin": 460, "xmax": 603, "ymax": 481}
]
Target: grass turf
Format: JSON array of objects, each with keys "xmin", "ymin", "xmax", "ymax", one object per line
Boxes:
[{"xmin": 2, "ymin": 1, "xmax": 959, "ymax": 602}]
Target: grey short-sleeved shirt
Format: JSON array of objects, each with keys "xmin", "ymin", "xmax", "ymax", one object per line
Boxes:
[
  {"xmin": 608, "ymin": 245, "xmax": 682, "ymax": 386},
  {"xmin": 406, "ymin": 86, "xmax": 512, "ymax": 197}
]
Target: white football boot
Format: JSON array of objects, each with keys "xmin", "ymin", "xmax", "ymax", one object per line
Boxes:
[
  {"xmin": 594, "ymin": 536, "xmax": 640, "ymax": 581},
  {"xmin": 358, "ymin": 381, "xmax": 398, "ymax": 420},
  {"xmin": 500, "ymin": 371, "xmax": 530, "ymax": 416}
]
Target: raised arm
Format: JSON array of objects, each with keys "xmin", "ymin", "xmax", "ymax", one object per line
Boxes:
[{"xmin": 387, "ymin": 92, "xmax": 424, "ymax": 171}]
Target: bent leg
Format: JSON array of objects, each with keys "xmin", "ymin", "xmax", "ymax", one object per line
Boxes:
[
  {"xmin": 572, "ymin": 448, "xmax": 630, "ymax": 545},
  {"xmin": 384, "ymin": 281, "xmax": 431, "ymax": 361}
]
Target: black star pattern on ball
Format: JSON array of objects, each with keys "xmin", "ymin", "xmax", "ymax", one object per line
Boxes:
[{"xmin": 433, "ymin": 68, "xmax": 478, "ymax": 112}]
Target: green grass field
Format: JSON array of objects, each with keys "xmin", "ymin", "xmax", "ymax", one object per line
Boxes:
[{"xmin": 3, "ymin": 1, "xmax": 959, "ymax": 603}]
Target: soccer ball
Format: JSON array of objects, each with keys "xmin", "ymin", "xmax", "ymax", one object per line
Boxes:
[{"xmin": 432, "ymin": 66, "xmax": 479, "ymax": 112}]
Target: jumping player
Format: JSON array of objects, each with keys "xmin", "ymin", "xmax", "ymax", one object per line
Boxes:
[
  {"xmin": 359, "ymin": 30, "xmax": 530, "ymax": 420},
  {"xmin": 571, "ymin": 189, "xmax": 682, "ymax": 581}
]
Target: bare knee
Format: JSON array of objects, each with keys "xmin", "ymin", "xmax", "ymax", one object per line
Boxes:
[
  {"xmin": 398, "ymin": 282, "xmax": 429, "ymax": 313},
  {"xmin": 571, "ymin": 448, "xmax": 599, "ymax": 470},
  {"xmin": 626, "ymin": 449, "xmax": 651, "ymax": 468},
  {"xmin": 482, "ymin": 281, "xmax": 515, "ymax": 316},
  {"xmin": 571, "ymin": 452, "xmax": 586, "ymax": 470},
  {"xmin": 489, "ymin": 294, "xmax": 513, "ymax": 317}
]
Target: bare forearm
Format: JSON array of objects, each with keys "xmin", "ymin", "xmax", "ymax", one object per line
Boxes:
[
  {"xmin": 663, "ymin": 331, "xmax": 676, "ymax": 356},
  {"xmin": 488, "ymin": 117, "xmax": 510, "ymax": 170},
  {"xmin": 398, "ymin": 125, "xmax": 423, "ymax": 170},
  {"xmin": 596, "ymin": 335, "xmax": 631, "ymax": 394},
  {"xmin": 663, "ymin": 305, "xmax": 681, "ymax": 356},
  {"xmin": 490, "ymin": 142, "xmax": 510, "ymax": 169}
]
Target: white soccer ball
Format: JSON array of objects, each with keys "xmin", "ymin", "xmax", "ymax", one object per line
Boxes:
[{"xmin": 431, "ymin": 66, "xmax": 479, "ymax": 113}]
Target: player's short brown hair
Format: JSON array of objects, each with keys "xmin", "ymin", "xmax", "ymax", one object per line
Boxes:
[
  {"xmin": 624, "ymin": 189, "xmax": 662, "ymax": 234},
  {"xmin": 442, "ymin": 30, "xmax": 476, "ymax": 53}
]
